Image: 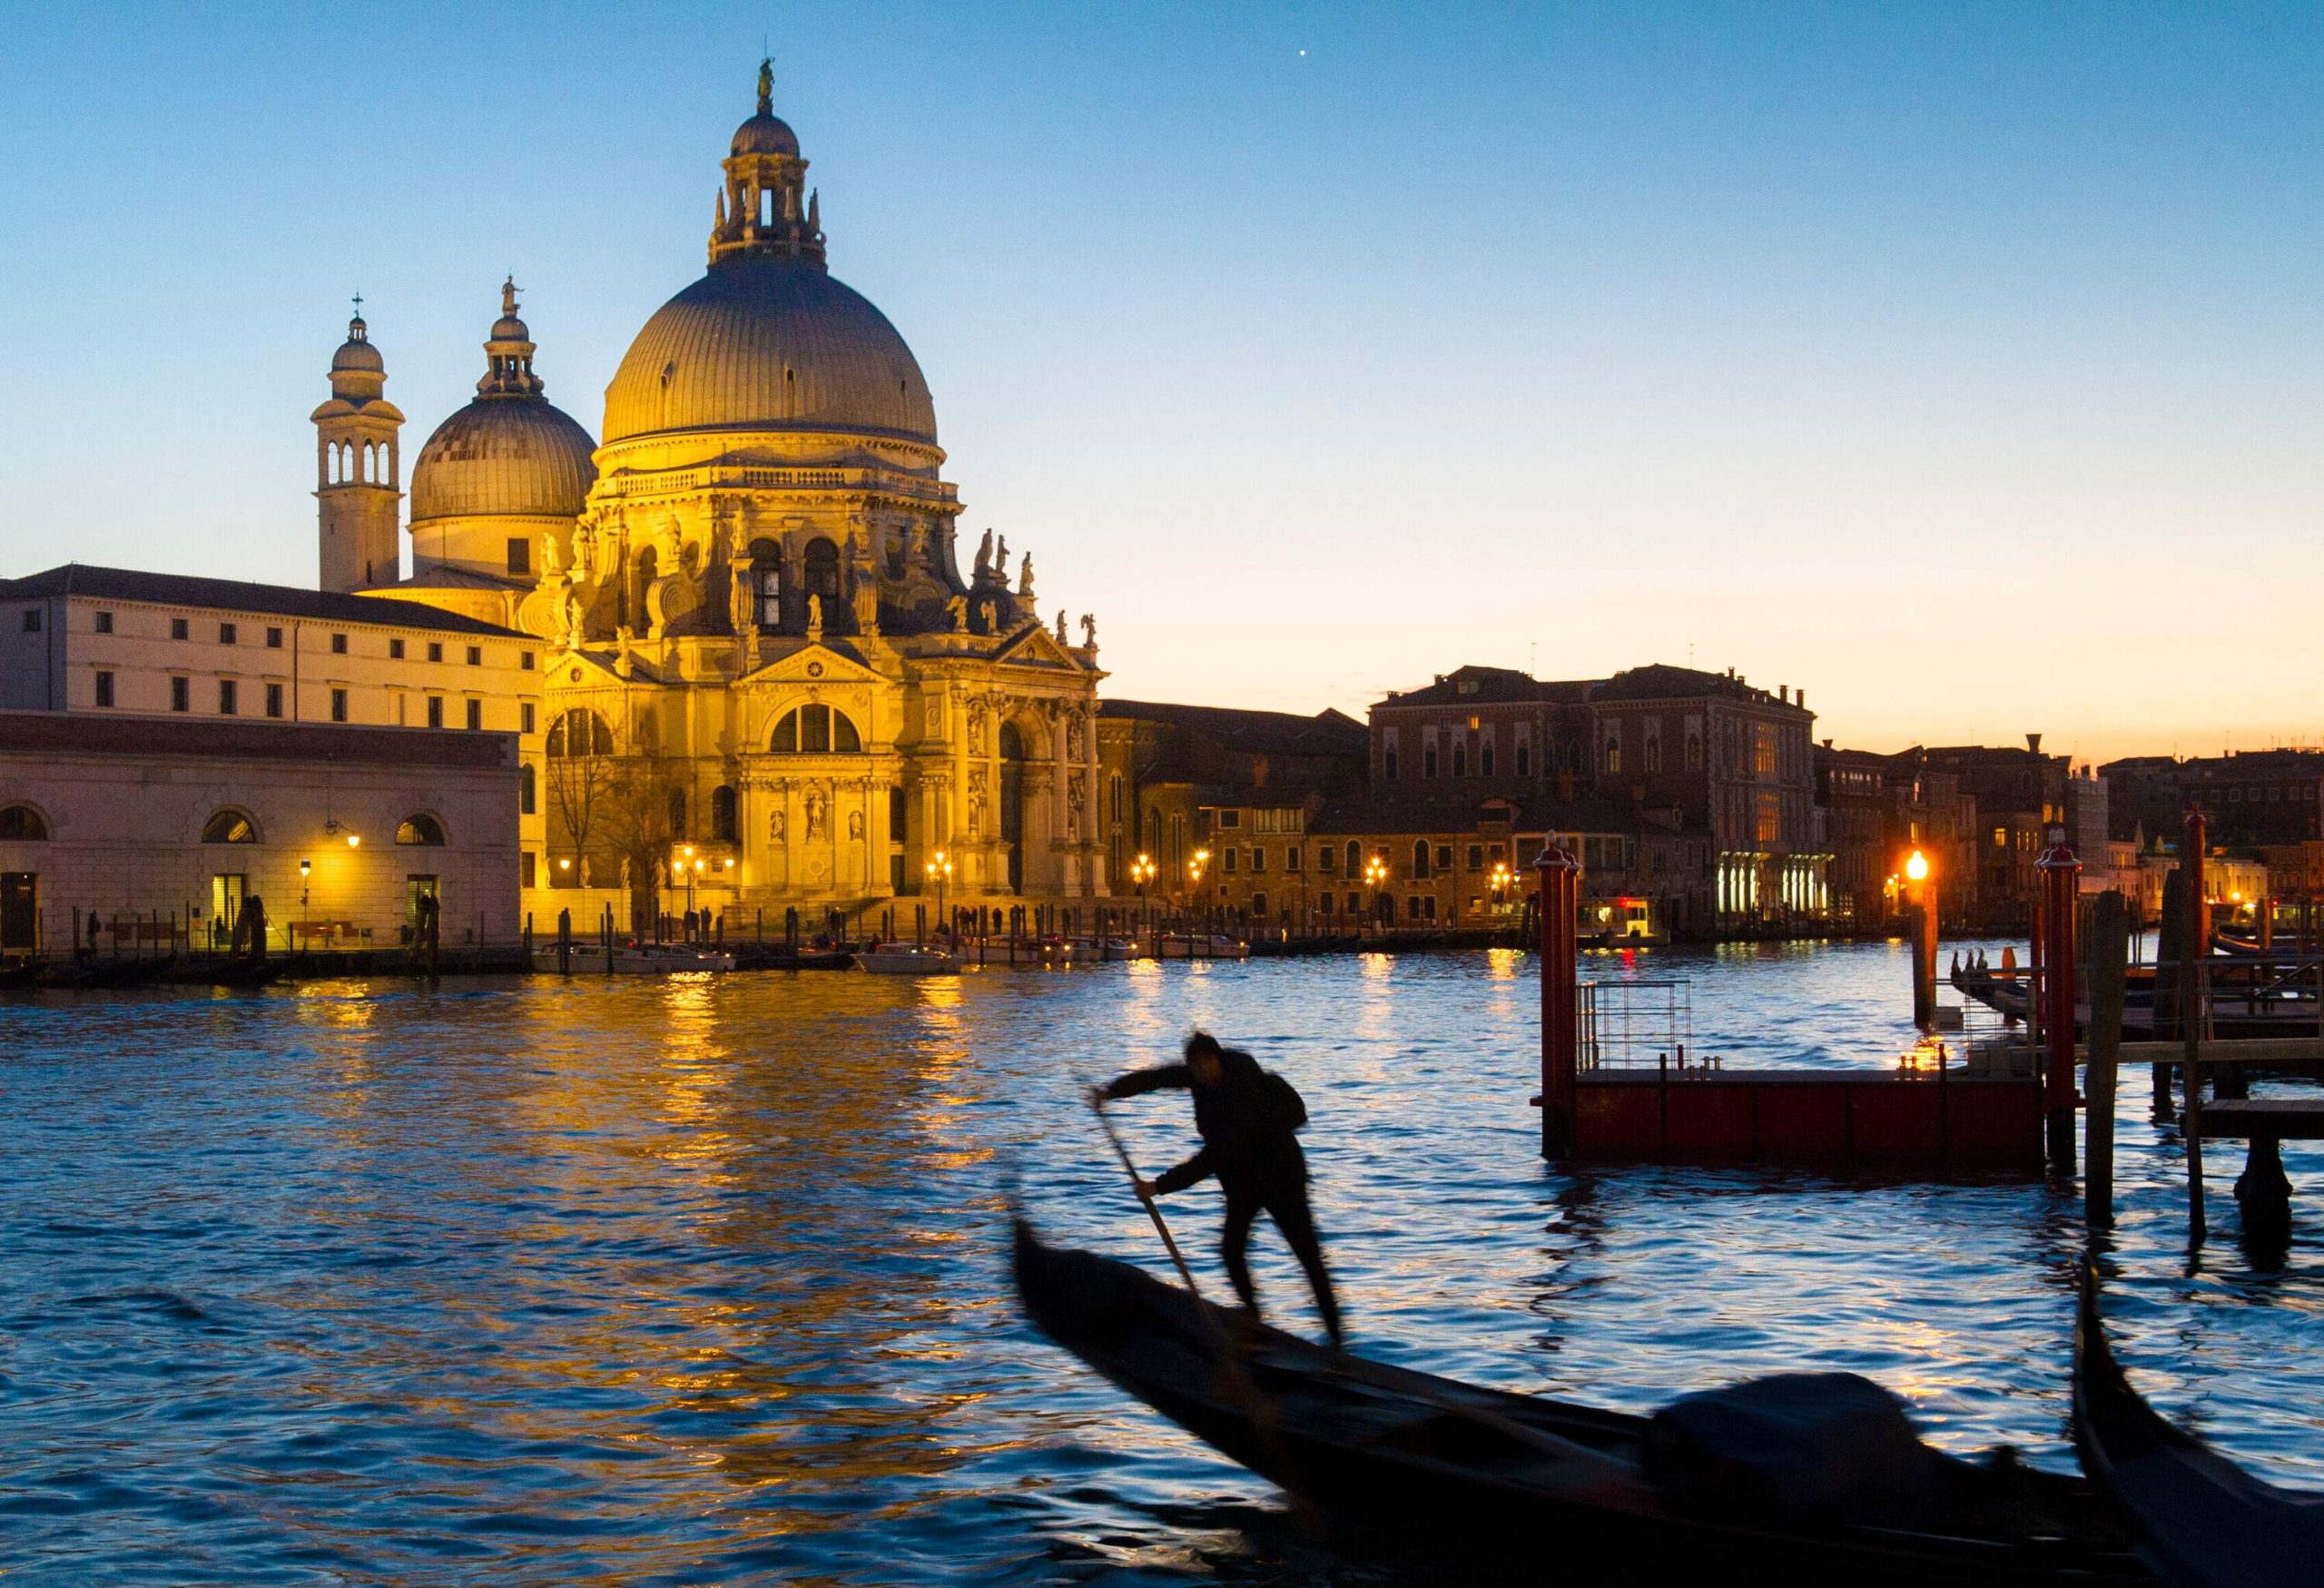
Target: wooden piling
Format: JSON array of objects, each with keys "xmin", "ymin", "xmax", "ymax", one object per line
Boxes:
[
  {"xmin": 2084, "ymin": 892, "xmax": 2129, "ymax": 1229},
  {"xmin": 1535, "ymin": 844, "xmax": 1581, "ymax": 1159},
  {"xmin": 2182, "ymin": 809, "xmax": 2209, "ymax": 1244},
  {"xmin": 2153, "ymin": 867, "xmax": 2187, "ymax": 1121},
  {"xmin": 2037, "ymin": 841, "xmax": 2081, "ymax": 1170}
]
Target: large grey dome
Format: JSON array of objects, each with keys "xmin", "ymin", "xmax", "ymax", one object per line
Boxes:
[
  {"xmin": 602, "ymin": 253, "xmax": 936, "ymax": 446},
  {"xmin": 410, "ymin": 398, "xmax": 597, "ymax": 523}
]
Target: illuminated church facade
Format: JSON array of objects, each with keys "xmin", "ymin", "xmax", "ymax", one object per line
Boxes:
[{"xmin": 331, "ymin": 68, "xmax": 1108, "ymax": 921}]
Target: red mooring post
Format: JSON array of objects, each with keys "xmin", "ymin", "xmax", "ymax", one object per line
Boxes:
[
  {"xmin": 1536, "ymin": 843, "xmax": 1582, "ymax": 1159},
  {"xmin": 2036, "ymin": 838, "xmax": 2082, "ymax": 1169}
]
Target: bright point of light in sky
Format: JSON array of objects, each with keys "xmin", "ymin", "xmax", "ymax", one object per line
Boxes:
[{"xmin": 0, "ymin": 4, "xmax": 2319, "ymax": 764}]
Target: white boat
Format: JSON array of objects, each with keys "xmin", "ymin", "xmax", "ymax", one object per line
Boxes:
[
  {"xmin": 1069, "ymin": 936, "xmax": 1149, "ymax": 962},
  {"xmin": 530, "ymin": 942, "xmax": 735, "ymax": 974},
  {"xmin": 855, "ymin": 945, "xmax": 961, "ymax": 975},
  {"xmin": 1156, "ymin": 933, "xmax": 1249, "ymax": 961}
]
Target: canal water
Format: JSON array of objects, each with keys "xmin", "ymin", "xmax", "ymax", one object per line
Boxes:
[{"xmin": 1, "ymin": 942, "xmax": 2317, "ymax": 1584}]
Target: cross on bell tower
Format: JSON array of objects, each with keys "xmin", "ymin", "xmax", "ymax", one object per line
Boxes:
[{"xmin": 310, "ymin": 300, "xmax": 407, "ymax": 591}]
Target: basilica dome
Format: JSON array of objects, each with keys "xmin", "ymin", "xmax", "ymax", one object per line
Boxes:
[
  {"xmin": 603, "ymin": 257, "xmax": 935, "ymax": 446},
  {"xmin": 410, "ymin": 397, "xmax": 596, "ymax": 522}
]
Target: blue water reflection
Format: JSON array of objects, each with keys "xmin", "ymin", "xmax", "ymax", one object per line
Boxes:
[{"xmin": 0, "ymin": 943, "xmax": 2315, "ymax": 1583}]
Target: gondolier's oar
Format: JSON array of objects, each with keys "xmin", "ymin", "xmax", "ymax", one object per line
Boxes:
[{"xmin": 1090, "ymin": 1094, "xmax": 1205, "ymax": 1298}]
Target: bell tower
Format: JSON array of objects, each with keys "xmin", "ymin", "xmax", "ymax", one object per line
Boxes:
[{"xmin": 311, "ymin": 299, "xmax": 406, "ymax": 591}]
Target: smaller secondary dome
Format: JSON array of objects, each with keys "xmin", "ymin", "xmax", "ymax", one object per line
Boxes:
[
  {"xmin": 332, "ymin": 316, "xmax": 384, "ymax": 373},
  {"xmin": 732, "ymin": 112, "xmax": 799, "ymax": 157},
  {"xmin": 409, "ymin": 399, "xmax": 596, "ymax": 523},
  {"xmin": 491, "ymin": 312, "xmax": 529, "ymax": 341}
]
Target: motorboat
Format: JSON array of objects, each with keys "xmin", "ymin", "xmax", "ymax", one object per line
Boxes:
[
  {"xmin": 1156, "ymin": 933, "xmax": 1249, "ymax": 961},
  {"xmin": 530, "ymin": 942, "xmax": 734, "ymax": 974},
  {"xmin": 854, "ymin": 944, "xmax": 961, "ymax": 975}
]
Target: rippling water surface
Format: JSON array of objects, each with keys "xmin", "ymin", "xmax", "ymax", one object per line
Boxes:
[{"xmin": 2, "ymin": 941, "xmax": 2319, "ymax": 1584}]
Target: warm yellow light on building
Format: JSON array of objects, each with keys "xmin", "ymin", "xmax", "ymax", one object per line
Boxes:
[
  {"xmin": 1905, "ymin": 850, "xmax": 1929, "ymax": 883},
  {"xmin": 346, "ymin": 833, "xmax": 360, "ymax": 848}
]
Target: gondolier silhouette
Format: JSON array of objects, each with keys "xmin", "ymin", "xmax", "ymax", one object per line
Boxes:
[{"xmin": 1095, "ymin": 1031, "xmax": 1344, "ymax": 1350}]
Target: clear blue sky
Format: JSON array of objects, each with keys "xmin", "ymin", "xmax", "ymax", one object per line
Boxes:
[{"xmin": 3, "ymin": 3, "xmax": 2319, "ymax": 761}]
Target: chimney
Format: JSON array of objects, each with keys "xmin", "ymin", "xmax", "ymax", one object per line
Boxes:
[
  {"xmin": 2026, "ymin": 733, "xmax": 2043, "ymax": 755},
  {"xmin": 1777, "ymin": 685, "xmax": 1787, "ymax": 704},
  {"xmin": 1796, "ymin": 690, "xmax": 1806, "ymax": 712}
]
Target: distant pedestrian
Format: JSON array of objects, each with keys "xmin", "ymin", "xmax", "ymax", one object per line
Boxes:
[{"xmin": 1096, "ymin": 1031, "xmax": 1344, "ymax": 1349}]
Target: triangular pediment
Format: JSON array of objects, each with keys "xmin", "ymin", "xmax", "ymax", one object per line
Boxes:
[
  {"xmin": 989, "ymin": 624, "xmax": 1084, "ymax": 670},
  {"xmin": 740, "ymin": 641, "xmax": 881, "ymax": 687},
  {"xmin": 547, "ymin": 647, "xmax": 652, "ymax": 688}
]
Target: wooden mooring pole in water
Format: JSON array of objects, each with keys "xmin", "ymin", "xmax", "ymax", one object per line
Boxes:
[
  {"xmin": 2182, "ymin": 807, "xmax": 2210, "ymax": 1244},
  {"xmin": 1535, "ymin": 843, "xmax": 1581, "ymax": 1160},
  {"xmin": 2083, "ymin": 892, "xmax": 2130, "ymax": 1228},
  {"xmin": 2037, "ymin": 838, "xmax": 2081, "ymax": 1170}
]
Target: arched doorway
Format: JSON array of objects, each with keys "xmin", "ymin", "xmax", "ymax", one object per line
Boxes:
[{"xmin": 999, "ymin": 722, "xmax": 1027, "ymax": 894}]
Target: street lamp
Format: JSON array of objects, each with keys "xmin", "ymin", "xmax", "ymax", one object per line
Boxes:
[
  {"xmin": 1130, "ymin": 853, "xmax": 1155, "ymax": 894},
  {"xmin": 925, "ymin": 848, "xmax": 953, "ymax": 936},
  {"xmin": 299, "ymin": 856, "xmax": 312, "ymax": 942},
  {"xmin": 1490, "ymin": 861, "xmax": 1512, "ymax": 908},
  {"xmin": 1905, "ymin": 848, "xmax": 1937, "ymax": 1031},
  {"xmin": 1364, "ymin": 852, "xmax": 1388, "ymax": 930}
]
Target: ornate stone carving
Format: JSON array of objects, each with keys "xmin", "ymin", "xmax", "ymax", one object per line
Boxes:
[
  {"xmin": 967, "ymin": 767, "xmax": 989, "ymax": 838},
  {"xmin": 1080, "ymin": 613, "xmax": 1097, "ymax": 649},
  {"xmin": 805, "ymin": 787, "xmax": 827, "ymax": 841},
  {"xmin": 806, "ymin": 594, "xmax": 823, "ymax": 640},
  {"xmin": 770, "ymin": 805, "xmax": 786, "ymax": 843},
  {"xmin": 968, "ymin": 699, "xmax": 988, "ymax": 755},
  {"xmin": 1018, "ymin": 553, "xmax": 1035, "ymax": 600},
  {"xmin": 1067, "ymin": 768, "xmax": 1087, "ymax": 841}
]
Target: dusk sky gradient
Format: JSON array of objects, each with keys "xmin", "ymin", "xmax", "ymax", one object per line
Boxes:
[{"xmin": 4, "ymin": 3, "xmax": 2320, "ymax": 763}]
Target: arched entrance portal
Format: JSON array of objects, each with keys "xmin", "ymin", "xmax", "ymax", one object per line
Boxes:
[{"xmin": 1000, "ymin": 722, "xmax": 1027, "ymax": 894}]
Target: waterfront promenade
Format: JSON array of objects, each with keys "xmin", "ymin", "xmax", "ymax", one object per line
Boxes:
[{"xmin": 0, "ymin": 944, "xmax": 2317, "ymax": 1583}]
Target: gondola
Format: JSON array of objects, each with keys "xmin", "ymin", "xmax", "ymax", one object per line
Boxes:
[
  {"xmin": 1014, "ymin": 1220, "xmax": 2151, "ymax": 1585},
  {"xmin": 2071, "ymin": 1261, "xmax": 2324, "ymax": 1588}
]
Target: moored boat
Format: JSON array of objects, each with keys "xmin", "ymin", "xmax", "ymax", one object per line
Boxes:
[
  {"xmin": 1015, "ymin": 1220, "xmax": 2150, "ymax": 1585},
  {"xmin": 528, "ymin": 942, "xmax": 734, "ymax": 974},
  {"xmin": 855, "ymin": 944, "xmax": 960, "ymax": 975},
  {"xmin": 1156, "ymin": 933, "xmax": 1249, "ymax": 961},
  {"xmin": 2071, "ymin": 1260, "xmax": 2324, "ymax": 1588}
]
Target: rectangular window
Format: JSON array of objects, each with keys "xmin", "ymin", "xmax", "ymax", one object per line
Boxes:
[
  {"xmin": 172, "ymin": 617, "xmax": 190, "ymax": 640},
  {"xmin": 265, "ymin": 682, "xmax": 283, "ymax": 718},
  {"xmin": 520, "ymin": 650, "xmax": 536, "ymax": 671},
  {"xmin": 520, "ymin": 702, "xmax": 536, "ymax": 735},
  {"xmin": 170, "ymin": 676, "xmax": 190, "ymax": 712},
  {"xmin": 428, "ymin": 641, "xmax": 443, "ymax": 663},
  {"xmin": 507, "ymin": 538, "xmax": 531, "ymax": 576},
  {"xmin": 330, "ymin": 632, "xmax": 347, "ymax": 655},
  {"xmin": 1318, "ymin": 846, "xmax": 1336, "ymax": 873},
  {"xmin": 1435, "ymin": 844, "xmax": 1452, "ymax": 871},
  {"xmin": 1285, "ymin": 846, "xmax": 1301, "ymax": 872},
  {"xmin": 1218, "ymin": 810, "xmax": 1241, "ymax": 829},
  {"xmin": 1482, "ymin": 745, "xmax": 1494, "ymax": 777},
  {"xmin": 94, "ymin": 610, "xmax": 113, "ymax": 634},
  {"xmin": 19, "ymin": 608, "xmax": 39, "ymax": 634},
  {"xmin": 1384, "ymin": 750, "xmax": 1400, "ymax": 780},
  {"xmin": 1468, "ymin": 844, "xmax": 1484, "ymax": 870},
  {"xmin": 427, "ymin": 695, "xmax": 444, "ymax": 730},
  {"xmin": 219, "ymin": 622, "xmax": 237, "ymax": 645},
  {"xmin": 1516, "ymin": 745, "xmax": 1531, "ymax": 777},
  {"xmin": 1223, "ymin": 848, "xmax": 1237, "ymax": 873},
  {"xmin": 1423, "ymin": 747, "xmax": 1439, "ymax": 777},
  {"xmin": 1250, "ymin": 846, "xmax": 1265, "ymax": 873},
  {"xmin": 266, "ymin": 626, "xmax": 283, "ymax": 648},
  {"xmin": 94, "ymin": 670, "xmax": 114, "ymax": 707},
  {"xmin": 389, "ymin": 638, "xmax": 406, "ymax": 659},
  {"xmin": 521, "ymin": 851, "xmax": 537, "ymax": 888},
  {"xmin": 466, "ymin": 646, "xmax": 481, "ymax": 666},
  {"xmin": 218, "ymin": 679, "xmax": 238, "ymax": 715},
  {"xmin": 330, "ymin": 687, "xmax": 348, "ymax": 723},
  {"xmin": 465, "ymin": 698, "xmax": 482, "ymax": 731}
]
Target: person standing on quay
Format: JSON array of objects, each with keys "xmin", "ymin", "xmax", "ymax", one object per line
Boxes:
[{"xmin": 1095, "ymin": 1032, "xmax": 1344, "ymax": 1350}]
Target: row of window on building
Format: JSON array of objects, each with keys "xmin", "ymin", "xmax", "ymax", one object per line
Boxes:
[
  {"xmin": 90, "ymin": 671, "xmax": 532, "ymax": 733},
  {"xmin": 20, "ymin": 606, "xmax": 536, "ymax": 671},
  {"xmin": 0, "ymin": 804, "xmax": 446, "ymax": 848}
]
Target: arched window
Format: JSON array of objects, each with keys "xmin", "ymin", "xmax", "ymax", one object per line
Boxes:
[
  {"xmin": 1345, "ymin": 840, "xmax": 1361, "ymax": 876},
  {"xmin": 748, "ymin": 538, "xmax": 782, "ymax": 627},
  {"xmin": 545, "ymin": 708, "xmax": 614, "ymax": 757},
  {"xmin": 518, "ymin": 763, "xmax": 537, "ymax": 816},
  {"xmin": 1604, "ymin": 735, "xmax": 1621, "ymax": 775},
  {"xmin": 1412, "ymin": 839, "xmax": 1431, "ymax": 879},
  {"xmin": 202, "ymin": 810, "xmax": 258, "ymax": 843},
  {"xmin": 802, "ymin": 538, "xmax": 841, "ymax": 601},
  {"xmin": 712, "ymin": 784, "xmax": 738, "ymax": 842},
  {"xmin": 0, "ymin": 804, "xmax": 48, "ymax": 841},
  {"xmin": 396, "ymin": 813, "xmax": 447, "ymax": 846},
  {"xmin": 769, "ymin": 704, "xmax": 862, "ymax": 753}
]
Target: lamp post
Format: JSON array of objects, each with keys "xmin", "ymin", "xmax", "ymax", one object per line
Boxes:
[
  {"xmin": 925, "ymin": 849, "xmax": 952, "ymax": 938},
  {"xmin": 1364, "ymin": 852, "xmax": 1388, "ymax": 933},
  {"xmin": 299, "ymin": 856, "xmax": 311, "ymax": 945},
  {"xmin": 1130, "ymin": 852, "xmax": 1156, "ymax": 939},
  {"xmin": 1189, "ymin": 848, "xmax": 1209, "ymax": 933},
  {"xmin": 1905, "ymin": 847, "xmax": 1936, "ymax": 1031}
]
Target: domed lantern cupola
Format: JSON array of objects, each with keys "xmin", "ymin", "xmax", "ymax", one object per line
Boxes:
[
  {"xmin": 479, "ymin": 276, "xmax": 547, "ymax": 397},
  {"xmin": 311, "ymin": 298, "xmax": 406, "ymax": 593},
  {"xmin": 711, "ymin": 59, "xmax": 824, "ymax": 268}
]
